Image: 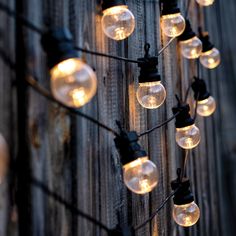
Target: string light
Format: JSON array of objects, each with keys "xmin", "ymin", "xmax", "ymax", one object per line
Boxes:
[
  {"xmin": 41, "ymin": 28, "xmax": 97, "ymax": 108},
  {"xmin": 114, "ymin": 124, "xmax": 158, "ymax": 194},
  {"xmin": 101, "ymin": 0, "xmax": 135, "ymax": 40},
  {"xmin": 172, "ymin": 98, "xmax": 201, "ymax": 149},
  {"xmin": 136, "ymin": 44, "xmax": 166, "ymax": 109},
  {"xmin": 196, "ymin": 0, "xmax": 214, "ymax": 7},
  {"xmin": 199, "ymin": 29, "xmax": 221, "ymax": 69},
  {"xmin": 171, "ymin": 176, "xmax": 200, "ymax": 227},
  {"xmin": 192, "ymin": 77, "xmax": 216, "ymax": 116},
  {"xmin": 160, "ymin": 0, "xmax": 186, "ymax": 37},
  {"xmin": 178, "ymin": 20, "xmax": 202, "ymax": 59}
]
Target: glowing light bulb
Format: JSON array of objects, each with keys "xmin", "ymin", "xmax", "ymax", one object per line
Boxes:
[
  {"xmin": 123, "ymin": 157, "xmax": 158, "ymax": 194},
  {"xmin": 101, "ymin": 5, "xmax": 135, "ymax": 40},
  {"xmin": 200, "ymin": 48, "xmax": 220, "ymax": 69},
  {"xmin": 197, "ymin": 96, "xmax": 216, "ymax": 117},
  {"xmin": 180, "ymin": 36, "xmax": 202, "ymax": 59},
  {"xmin": 0, "ymin": 134, "xmax": 9, "ymax": 184},
  {"xmin": 136, "ymin": 81, "xmax": 166, "ymax": 109},
  {"xmin": 173, "ymin": 201, "xmax": 200, "ymax": 227},
  {"xmin": 50, "ymin": 58, "xmax": 97, "ymax": 108},
  {"xmin": 196, "ymin": 0, "xmax": 214, "ymax": 6},
  {"xmin": 161, "ymin": 13, "xmax": 186, "ymax": 37},
  {"xmin": 176, "ymin": 124, "xmax": 200, "ymax": 149}
]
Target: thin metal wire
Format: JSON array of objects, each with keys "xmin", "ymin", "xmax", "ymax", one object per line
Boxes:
[
  {"xmin": 181, "ymin": 150, "xmax": 189, "ymax": 180},
  {"xmin": 185, "ymin": 0, "xmax": 191, "ymax": 18},
  {"xmin": 157, "ymin": 37, "xmax": 176, "ymax": 56},
  {"xmin": 134, "ymin": 189, "xmax": 178, "ymax": 231},
  {"xmin": 25, "ymin": 76, "xmax": 119, "ymax": 136},
  {"xmin": 138, "ymin": 112, "xmax": 180, "ymax": 137}
]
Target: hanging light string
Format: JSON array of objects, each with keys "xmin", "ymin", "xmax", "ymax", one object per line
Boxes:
[
  {"xmin": 0, "ymin": 2, "xmax": 175, "ymax": 64},
  {"xmin": 134, "ymin": 188, "xmax": 179, "ymax": 231}
]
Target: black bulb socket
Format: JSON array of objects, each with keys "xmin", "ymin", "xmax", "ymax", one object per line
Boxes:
[
  {"xmin": 161, "ymin": 0, "xmax": 180, "ymax": 16},
  {"xmin": 41, "ymin": 28, "xmax": 78, "ymax": 69},
  {"xmin": 178, "ymin": 19, "xmax": 196, "ymax": 41},
  {"xmin": 172, "ymin": 103, "xmax": 194, "ymax": 128},
  {"xmin": 191, "ymin": 77, "xmax": 210, "ymax": 101},
  {"xmin": 171, "ymin": 178, "xmax": 194, "ymax": 205},
  {"xmin": 114, "ymin": 131, "xmax": 147, "ymax": 166},
  {"xmin": 138, "ymin": 56, "xmax": 161, "ymax": 83},
  {"xmin": 102, "ymin": 0, "xmax": 127, "ymax": 11},
  {"xmin": 108, "ymin": 226, "xmax": 135, "ymax": 236},
  {"xmin": 198, "ymin": 29, "xmax": 214, "ymax": 53}
]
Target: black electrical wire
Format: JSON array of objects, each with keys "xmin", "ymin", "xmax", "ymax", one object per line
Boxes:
[
  {"xmin": 31, "ymin": 177, "xmax": 112, "ymax": 233},
  {"xmin": 25, "ymin": 75, "xmax": 120, "ymax": 136},
  {"xmin": 0, "ymin": 2, "xmax": 175, "ymax": 64},
  {"xmin": 134, "ymin": 189, "xmax": 178, "ymax": 231},
  {"xmin": 138, "ymin": 112, "xmax": 180, "ymax": 137}
]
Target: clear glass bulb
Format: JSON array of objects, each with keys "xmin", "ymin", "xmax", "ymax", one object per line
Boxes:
[
  {"xmin": 0, "ymin": 134, "xmax": 9, "ymax": 184},
  {"xmin": 180, "ymin": 36, "xmax": 203, "ymax": 59},
  {"xmin": 196, "ymin": 0, "xmax": 214, "ymax": 6},
  {"xmin": 200, "ymin": 48, "xmax": 220, "ymax": 69},
  {"xmin": 50, "ymin": 58, "xmax": 97, "ymax": 108},
  {"xmin": 173, "ymin": 201, "xmax": 200, "ymax": 227},
  {"xmin": 176, "ymin": 124, "xmax": 201, "ymax": 149},
  {"xmin": 136, "ymin": 81, "xmax": 166, "ymax": 109},
  {"xmin": 102, "ymin": 5, "xmax": 135, "ymax": 40},
  {"xmin": 197, "ymin": 96, "xmax": 216, "ymax": 117},
  {"xmin": 123, "ymin": 157, "xmax": 158, "ymax": 194},
  {"xmin": 161, "ymin": 13, "xmax": 186, "ymax": 37}
]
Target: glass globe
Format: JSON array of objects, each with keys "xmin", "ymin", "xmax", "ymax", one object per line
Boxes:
[
  {"xmin": 176, "ymin": 124, "xmax": 201, "ymax": 149},
  {"xmin": 161, "ymin": 13, "xmax": 186, "ymax": 37},
  {"xmin": 173, "ymin": 201, "xmax": 200, "ymax": 227},
  {"xmin": 123, "ymin": 157, "xmax": 158, "ymax": 194},
  {"xmin": 180, "ymin": 36, "xmax": 203, "ymax": 59},
  {"xmin": 0, "ymin": 134, "xmax": 9, "ymax": 184},
  {"xmin": 200, "ymin": 48, "xmax": 220, "ymax": 69},
  {"xmin": 101, "ymin": 5, "xmax": 135, "ymax": 40},
  {"xmin": 197, "ymin": 96, "xmax": 216, "ymax": 117},
  {"xmin": 196, "ymin": 0, "xmax": 214, "ymax": 6},
  {"xmin": 136, "ymin": 81, "xmax": 166, "ymax": 109},
  {"xmin": 50, "ymin": 58, "xmax": 97, "ymax": 108}
]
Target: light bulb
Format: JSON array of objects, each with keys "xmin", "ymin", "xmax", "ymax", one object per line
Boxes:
[
  {"xmin": 196, "ymin": 0, "xmax": 214, "ymax": 6},
  {"xmin": 136, "ymin": 81, "xmax": 166, "ymax": 109},
  {"xmin": 173, "ymin": 201, "xmax": 200, "ymax": 227},
  {"xmin": 180, "ymin": 36, "xmax": 202, "ymax": 59},
  {"xmin": 197, "ymin": 96, "xmax": 216, "ymax": 117},
  {"xmin": 123, "ymin": 157, "xmax": 158, "ymax": 194},
  {"xmin": 176, "ymin": 124, "xmax": 201, "ymax": 149},
  {"xmin": 200, "ymin": 48, "xmax": 220, "ymax": 69},
  {"xmin": 101, "ymin": 5, "xmax": 135, "ymax": 40},
  {"xmin": 161, "ymin": 13, "xmax": 186, "ymax": 37},
  {"xmin": 50, "ymin": 58, "xmax": 97, "ymax": 108}
]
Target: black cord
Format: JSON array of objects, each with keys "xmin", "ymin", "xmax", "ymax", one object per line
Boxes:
[
  {"xmin": 25, "ymin": 75, "xmax": 120, "ymax": 136},
  {"xmin": 134, "ymin": 189, "xmax": 178, "ymax": 231},
  {"xmin": 0, "ymin": 2, "xmax": 44, "ymax": 35},
  {"xmin": 138, "ymin": 112, "xmax": 180, "ymax": 137},
  {"xmin": 31, "ymin": 177, "xmax": 112, "ymax": 233}
]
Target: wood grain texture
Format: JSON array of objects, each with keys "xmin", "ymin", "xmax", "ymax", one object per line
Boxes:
[{"xmin": 0, "ymin": 0, "xmax": 233, "ymax": 235}]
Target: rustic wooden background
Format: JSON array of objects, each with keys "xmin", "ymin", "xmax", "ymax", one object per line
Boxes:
[{"xmin": 0, "ymin": 0, "xmax": 234, "ymax": 235}]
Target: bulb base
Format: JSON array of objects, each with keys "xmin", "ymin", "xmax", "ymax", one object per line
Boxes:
[
  {"xmin": 172, "ymin": 102, "xmax": 194, "ymax": 128},
  {"xmin": 108, "ymin": 226, "xmax": 135, "ymax": 236},
  {"xmin": 137, "ymin": 43, "xmax": 161, "ymax": 83},
  {"xmin": 102, "ymin": 0, "xmax": 127, "ymax": 11},
  {"xmin": 161, "ymin": 0, "xmax": 180, "ymax": 15},
  {"xmin": 114, "ymin": 129, "xmax": 147, "ymax": 166},
  {"xmin": 191, "ymin": 77, "xmax": 210, "ymax": 101},
  {"xmin": 198, "ymin": 28, "xmax": 214, "ymax": 52},
  {"xmin": 41, "ymin": 28, "xmax": 78, "ymax": 69},
  {"xmin": 178, "ymin": 19, "xmax": 196, "ymax": 41},
  {"xmin": 171, "ymin": 178, "xmax": 194, "ymax": 205}
]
